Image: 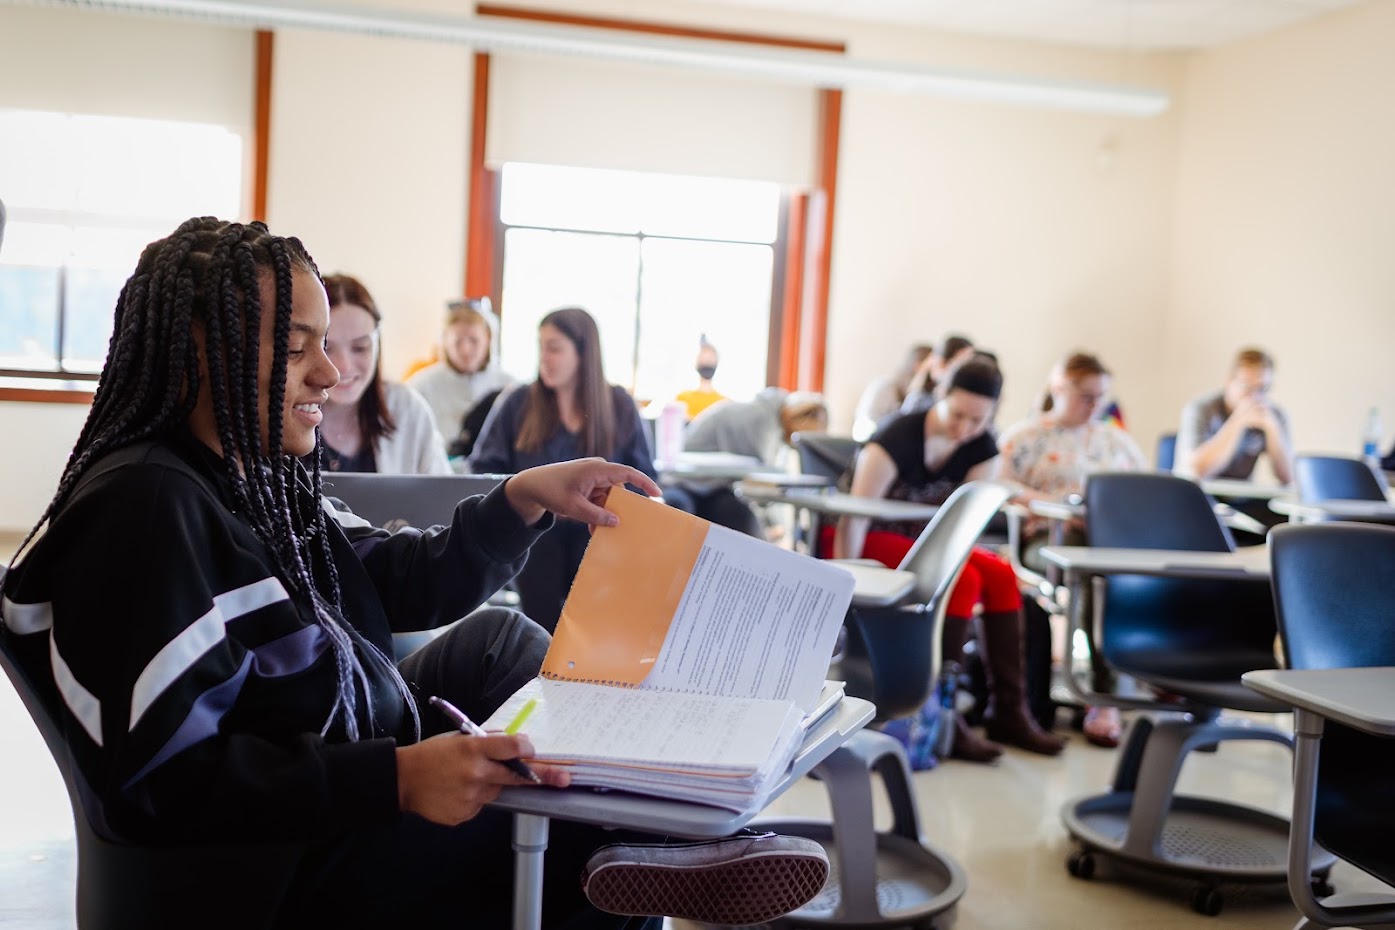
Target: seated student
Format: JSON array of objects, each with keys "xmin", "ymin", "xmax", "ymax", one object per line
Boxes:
[
  {"xmin": 673, "ymin": 335, "xmax": 727, "ymax": 421},
  {"xmin": 0, "ymin": 218, "xmax": 827, "ymax": 930},
  {"xmin": 851, "ymin": 342, "xmax": 932, "ymax": 442},
  {"xmin": 406, "ymin": 297, "xmax": 516, "ymax": 448},
  {"xmin": 897, "ymin": 333, "xmax": 976, "ymax": 418},
  {"xmin": 314, "ymin": 273, "xmax": 450, "ymax": 474},
  {"xmin": 998, "ymin": 352, "xmax": 1149, "ymax": 748},
  {"xmin": 833, "ymin": 357, "xmax": 1065, "ymax": 762},
  {"xmin": 1175, "ymin": 346, "xmax": 1294, "ymax": 485},
  {"xmin": 666, "ymin": 389, "xmax": 828, "ymax": 537},
  {"xmin": 469, "ymin": 306, "xmax": 656, "ymax": 632}
]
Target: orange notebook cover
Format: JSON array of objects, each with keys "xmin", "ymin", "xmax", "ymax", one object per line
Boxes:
[{"xmin": 541, "ymin": 488, "xmax": 709, "ymax": 687}]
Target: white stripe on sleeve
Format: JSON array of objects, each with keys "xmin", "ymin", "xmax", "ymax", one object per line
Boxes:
[
  {"xmin": 50, "ymin": 634, "xmax": 102, "ymax": 747},
  {"xmin": 2, "ymin": 596, "xmax": 53, "ymax": 635},
  {"xmin": 129, "ymin": 577, "xmax": 290, "ymax": 730}
]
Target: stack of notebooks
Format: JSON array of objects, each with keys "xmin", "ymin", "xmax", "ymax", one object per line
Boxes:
[{"xmin": 483, "ymin": 488, "xmax": 854, "ymax": 812}]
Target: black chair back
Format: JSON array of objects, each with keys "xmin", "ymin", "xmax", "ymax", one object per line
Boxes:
[
  {"xmin": 1270, "ymin": 523, "xmax": 1395, "ymax": 884},
  {"xmin": 839, "ymin": 481, "xmax": 1011, "ymax": 722},
  {"xmin": 1084, "ymin": 473, "xmax": 1277, "ymax": 693},
  {"xmin": 790, "ymin": 432, "xmax": 860, "ymax": 482},
  {"xmin": 1293, "ymin": 454, "xmax": 1387, "ymax": 504},
  {"xmin": 1, "ymin": 572, "xmax": 300, "ymax": 929}
]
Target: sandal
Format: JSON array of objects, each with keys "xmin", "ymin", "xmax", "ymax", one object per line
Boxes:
[{"xmin": 1083, "ymin": 706, "xmax": 1122, "ymax": 749}]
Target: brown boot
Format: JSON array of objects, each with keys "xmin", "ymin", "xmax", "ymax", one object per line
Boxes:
[
  {"xmin": 941, "ymin": 615, "xmax": 1003, "ymax": 764},
  {"xmin": 980, "ymin": 610, "xmax": 1067, "ymax": 756}
]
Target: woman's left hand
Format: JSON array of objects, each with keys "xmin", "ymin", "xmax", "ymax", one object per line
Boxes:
[{"xmin": 503, "ymin": 458, "xmax": 662, "ymax": 528}]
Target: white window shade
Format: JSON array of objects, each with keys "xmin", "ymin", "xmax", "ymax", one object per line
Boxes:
[{"xmin": 487, "ymin": 51, "xmax": 818, "ymax": 187}]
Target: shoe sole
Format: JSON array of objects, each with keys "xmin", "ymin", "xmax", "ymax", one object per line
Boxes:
[{"xmin": 583, "ymin": 842, "xmax": 829, "ymax": 925}]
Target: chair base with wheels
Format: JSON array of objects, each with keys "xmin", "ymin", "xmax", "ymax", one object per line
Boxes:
[
  {"xmin": 757, "ymin": 729, "xmax": 965, "ymax": 929},
  {"xmin": 1062, "ymin": 710, "xmax": 1336, "ymax": 917}
]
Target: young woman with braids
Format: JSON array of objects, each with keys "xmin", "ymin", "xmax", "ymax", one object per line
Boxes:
[
  {"xmin": 314, "ymin": 272, "xmax": 451, "ymax": 474},
  {"xmin": 468, "ymin": 307, "xmax": 656, "ymax": 632},
  {"xmin": 832, "ymin": 357, "xmax": 1067, "ymax": 762},
  {"xmin": 0, "ymin": 218, "xmax": 825, "ymax": 928}
]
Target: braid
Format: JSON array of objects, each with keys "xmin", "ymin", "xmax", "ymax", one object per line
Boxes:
[{"xmin": 16, "ymin": 217, "xmax": 419, "ymax": 741}]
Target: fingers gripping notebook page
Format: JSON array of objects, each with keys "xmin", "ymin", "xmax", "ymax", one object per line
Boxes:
[{"xmin": 541, "ymin": 488, "xmax": 853, "ymax": 715}]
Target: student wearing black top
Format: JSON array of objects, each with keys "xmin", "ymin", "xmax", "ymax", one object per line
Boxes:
[
  {"xmin": 0, "ymin": 218, "xmax": 827, "ymax": 928},
  {"xmin": 833, "ymin": 358, "xmax": 1065, "ymax": 762}
]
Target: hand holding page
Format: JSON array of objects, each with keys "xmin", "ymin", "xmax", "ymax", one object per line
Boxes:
[{"xmin": 483, "ymin": 488, "xmax": 854, "ymax": 811}]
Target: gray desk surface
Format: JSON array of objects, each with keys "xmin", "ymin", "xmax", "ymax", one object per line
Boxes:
[
  {"xmin": 1201, "ymin": 478, "xmax": 1288, "ymax": 500},
  {"xmin": 735, "ymin": 486, "xmax": 940, "ymax": 522},
  {"xmin": 1039, "ymin": 545, "xmax": 1271, "ymax": 579},
  {"xmin": 659, "ymin": 452, "xmax": 833, "ymax": 487},
  {"xmin": 491, "ymin": 696, "xmax": 875, "ymax": 834},
  {"xmin": 1243, "ymin": 668, "xmax": 1395, "ymax": 736},
  {"xmin": 1268, "ymin": 496, "xmax": 1395, "ymax": 523},
  {"xmin": 830, "ymin": 561, "xmax": 916, "ymax": 607}
]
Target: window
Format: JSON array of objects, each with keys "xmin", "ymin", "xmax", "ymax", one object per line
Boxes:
[
  {"xmin": 0, "ymin": 109, "xmax": 243, "ymax": 379},
  {"xmin": 496, "ymin": 163, "xmax": 781, "ymax": 403}
]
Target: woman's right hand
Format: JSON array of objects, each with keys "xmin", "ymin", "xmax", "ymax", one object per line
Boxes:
[{"xmin": 395, "ymin": 732, "xmax": 570, "ymax": 826}]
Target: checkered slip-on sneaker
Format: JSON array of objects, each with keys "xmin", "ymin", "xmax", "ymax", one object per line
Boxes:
[{"xmin": 581, "ymin": 831, "xmax": 829, "ymax": 925}]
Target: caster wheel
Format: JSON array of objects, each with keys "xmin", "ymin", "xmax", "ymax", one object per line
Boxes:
[
  {"xmin": 1066, "ymin": 850, "xmax": 1096, "ymax": 880},
  {"xmin": 1311, "ymin": 878, "xmax": 1336, "ymax": 899},
  {"xmin": 1192, "ymin": 886, "xmax": 1223, "ymax": 916}
]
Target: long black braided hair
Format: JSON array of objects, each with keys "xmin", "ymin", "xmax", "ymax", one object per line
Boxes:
[{"xmin": 16, "ymin": 217, "xmax": 417, "ymax": 740}]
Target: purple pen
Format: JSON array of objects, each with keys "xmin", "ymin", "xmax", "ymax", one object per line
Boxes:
[{"xmin": 428, "ymin": 695, "xmax": 543, "ymax": 785}]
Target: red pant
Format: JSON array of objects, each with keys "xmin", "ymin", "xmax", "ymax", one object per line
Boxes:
[{"xmin": 822, "ymin": 527, "xmax": 1020, "ymax": 617}]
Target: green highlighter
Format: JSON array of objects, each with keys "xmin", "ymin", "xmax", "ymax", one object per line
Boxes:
[{"xmin": 505, "ymin": 697, "xmax": 539, "ymax": 735}]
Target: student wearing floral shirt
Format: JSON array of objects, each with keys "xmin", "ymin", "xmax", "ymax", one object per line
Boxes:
[{"xmin": 998, "ymin": 352, "xmax": 1147, "ymax": 748}]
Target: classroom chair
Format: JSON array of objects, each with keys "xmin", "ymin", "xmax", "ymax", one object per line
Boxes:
[
  {"xmin": 1060, "ymin": 472, "xmax": 1333, "ymax": 915},
  {"xmin": 758, "ymin": 481, "xmax": 1011, "ymax": 928},
  {"xmin": 790, "ymin": 431, "xmax": 860, "ymax": 483},
  {"xmin": 1293, "ymin": 454, "xmax": 1388, "ymax": 505},
  {"xmin": 0, "ymin": 568, "xmax": 301, "ymax": 930},
  {"xmin": 1267, "ymin": 523, "xmax": 1395, "ymax": 929},
  {"xmin": 1155, "ymin": 431, "xmax": 1178, "ymax": 471}
]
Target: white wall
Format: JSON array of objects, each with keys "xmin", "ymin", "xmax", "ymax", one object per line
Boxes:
[{"xmin": 1165, "ymin": 0, "xmax": 1395, "ymax": 458}]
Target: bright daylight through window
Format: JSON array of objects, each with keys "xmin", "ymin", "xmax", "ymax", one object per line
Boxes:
[
  {"xmin": 0, "ymin": 109, "xmax": 242, "ymax": 379},
  {"xmin": 497, "ymin": 162, "xmax": 781, "ymax": 403}
]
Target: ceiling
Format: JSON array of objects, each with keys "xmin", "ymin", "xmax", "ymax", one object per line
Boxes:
[{"xmin": 679, "ymin": 0, "xmax": 1363, "ymax": 50}]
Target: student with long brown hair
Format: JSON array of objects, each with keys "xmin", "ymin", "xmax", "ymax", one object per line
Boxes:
[
  {"xmin": 469, "ymin": 306, "xmax": 656, "ymax": 630},
  {"xmin": 315, "ymin": 273, "xmax": 450, "ymax": 474}
]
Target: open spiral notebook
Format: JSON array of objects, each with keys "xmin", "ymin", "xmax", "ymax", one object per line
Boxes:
[{"xmin": 482, "ymin": 487, "xmax": 853, "ymax": 812}]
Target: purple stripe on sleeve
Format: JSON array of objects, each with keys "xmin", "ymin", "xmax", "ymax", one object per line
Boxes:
[{"xmin": 123, "ymin": 653, "xmax": 253, "ymax": 790}]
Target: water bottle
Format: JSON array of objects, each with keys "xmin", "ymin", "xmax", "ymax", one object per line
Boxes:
[
  {"xmin": 933, "ymin": 660, "xmax": 960, "ymax": 759},
  {"xmin": 655, "ymin": 401, "xmax": 685, "ymax": 470},
  {"xmin": 1362, "ymin": 406, "xmax": 1383, "ymax": 467}
]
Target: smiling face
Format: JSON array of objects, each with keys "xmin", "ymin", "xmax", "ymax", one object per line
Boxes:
[
  {"xmin": 443, "ymin": 318, "xmax": 490, "ymax": 374},
  {"xmin": 187, "ymin": 266, "xmax": 338, "ymax": 460},
  {"xmin": 935, "ymin": 388, "xmax": 996, "ymax": 443},
  {"xmin": 324, "ymin": 303, "xmax": 380, "ymax": 409},
  {"xmin": 537, "ymin": 323, "xmax": 580, "ymax": 394}
]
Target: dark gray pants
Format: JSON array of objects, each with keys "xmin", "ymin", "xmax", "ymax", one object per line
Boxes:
[{"xmin": 281, "ymin": 608, "xmax": 658, "ymax": 930}]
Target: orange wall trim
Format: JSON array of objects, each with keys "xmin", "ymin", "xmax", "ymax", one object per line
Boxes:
[
  {"xmin": 802, "ymin": 88, "xmax": 841, "ymax": 393},
  {"xmin": 0, "ymin": 387, "xmax": 94, "ymax": 405},
  {"xmin": 778, "ymin": 193, "xmax": 809, "ymax": 390},
  {"xmin": 253, "ymin": 30, "xmax": 274, "ymax": 222},
  {"xmin": 464, "ymin": 52, "xmax": 494, "ymax": 297}
]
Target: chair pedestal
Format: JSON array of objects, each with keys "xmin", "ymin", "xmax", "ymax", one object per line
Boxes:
[
  {"xmin": 1062, "ymin": 712, "xmax": 1335, "ymax": 914},
  {"xmin": 757, "ymin": 729, "xmax": 965, "ymax": 928}
]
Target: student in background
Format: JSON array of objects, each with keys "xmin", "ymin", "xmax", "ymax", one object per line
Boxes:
[
  {"xmin": 469, "ymin": 306, "xmax": 656, "ymax": 631},
  {"xmin": 407, "ymin": 297, "xmax": 516, "ymax": 450},
  {"xmin": 852, "ymin": 342, "xmax": 932, "ymax": 441},
  {"xmin": 834, "ymin": 357, "xmax": 1065, "ymax": 762},
  {"xmin": 998, "ymin": 352, "xmax": 1148, "ymax": 748},
  {"xmin": 667, "ymin": 389, "xmax": 828, "ymax": 537},
  {"xmin": 1175, "ymin": 347, "xmax": 1294, "ymax": 484},
  {"xmin": 898, "ymin": 333, "xmax": 977, "ymax": 417},
  {"xmin": 0, "ymin": 217, "xmax": 838, "ymax": 928},
  {"xmin": 314, "ymin": 274, "xmax": 450, "ymax": 475},
  {"xmin": 674, "ymin": 335, "xmax": 727, "ymax": 421}
]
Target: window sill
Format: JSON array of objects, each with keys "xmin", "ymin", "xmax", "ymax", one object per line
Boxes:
[{"xmin": 0, "ymin": 378, "xmax": 96, "ymax": 405}]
